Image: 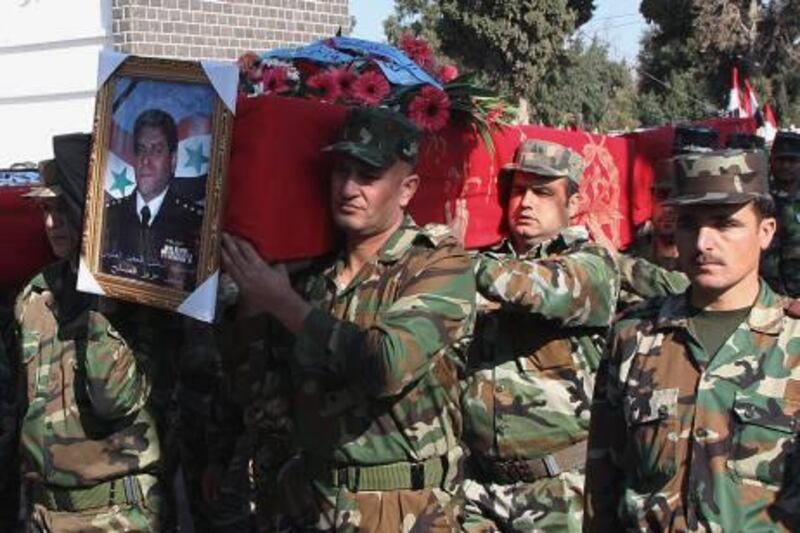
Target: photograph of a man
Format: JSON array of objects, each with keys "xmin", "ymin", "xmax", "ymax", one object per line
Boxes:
[{"xmin": 102, "ymin": 108, "xmax": 203, "ymax": 291}]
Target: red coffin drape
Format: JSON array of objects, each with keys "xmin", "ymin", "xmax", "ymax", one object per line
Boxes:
[
  {"xmin": 0, "ymin": 94, "xmax": 761, "ymax": 285},
  {"xmin": 225, "ymin": 95, "xmax": 635, "ymax": 259},
  {"xmin": 0, "ymin": 187, "xmax": 53, "ymax": 290}
]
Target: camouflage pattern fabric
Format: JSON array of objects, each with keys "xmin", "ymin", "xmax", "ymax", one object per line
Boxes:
[
  {"xmin": 221, "ymin": 216, "xmax": 475, "ymax": 531},
  {"xmin": 461, "ymin": 226, "xmax": 620, "ymax": 532},
  {"xmin": 11, "ymin": 261, "xmax": 169, "ymax": 531},
  {"xmin": 504, "ymin": 140, "xmax": 585, "ymax": 183},
  {"xmin": 615, "ymin": 253, "xmax": 689, "ymax": 310},
  {"xmin": 667, "ymin": 149, "xmax": 769, "ymax": 206},
  {"xmin": 585, "ymin": 282, "xmax": 800, "ymax": 531},
  {"xmin": 462, "ymin": 471, "xmax": 585, "ymax": 532},
  {"xmin": 177, "ymin": 318, "xmax": 251, "ymax": 533},
  {"xmin": 762, "ymin": 189, "xmax": 800, "ymax": 297}
]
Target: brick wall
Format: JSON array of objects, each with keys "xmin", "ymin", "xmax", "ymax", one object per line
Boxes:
[{"xmin": 111, "ymin": 0, "xmax": 350, "ymax": 61}]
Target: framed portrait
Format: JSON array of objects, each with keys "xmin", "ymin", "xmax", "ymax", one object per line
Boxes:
[{"xmin": 79, "ymin": 52, "xmax": 237, "ymax": 322}]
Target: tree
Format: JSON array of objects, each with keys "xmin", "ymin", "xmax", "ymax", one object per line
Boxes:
[
  {"xmin": 638, "ymin": 0, "xmax": 800, "ymax": 125},
  {"xmin": 532, "ymin": 37, "xmax": 639, "ymax": 130}
]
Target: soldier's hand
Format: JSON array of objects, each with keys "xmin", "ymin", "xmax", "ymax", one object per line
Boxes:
[
  {"xmin": 220, "ymin": 233, "xmax": 292, "ymax": 317},
  {"xmin": 445, "ymin": 197, "xmax": 469, "ymax": 247}
]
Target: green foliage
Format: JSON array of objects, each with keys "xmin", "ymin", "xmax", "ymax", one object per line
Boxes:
[
  {"xmin": 531, "ymin": 38, "xmax": 639, "ymax": 131},
  {"xmin": 639, "ymin": 0, "xmax": 800, "ymax": 126}
]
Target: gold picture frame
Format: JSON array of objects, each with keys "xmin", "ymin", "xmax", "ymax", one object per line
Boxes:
[{"xmin": 79, "ymin": 54, "xmax": 234, "ymax": 320}]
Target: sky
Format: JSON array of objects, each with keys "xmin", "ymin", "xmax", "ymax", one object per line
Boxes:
[{"xmin": 349, "ymin": 0, "xmax": 648, "ymax": 64}]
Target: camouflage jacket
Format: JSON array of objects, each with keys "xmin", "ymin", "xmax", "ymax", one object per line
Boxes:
[
  {"xmin": 227, "ymin": 217, "xmax": 475, "ymax": 470},
  {"xmin": 11, "ymin": 261, "xmax": 166, "ymax": 488},
  {"xmin": 762, "ymin": 189, "xmax": 800, "ymax": 297},
  {"xmin": 462, "ymin": 225, "xmax": 620, "ymax": 461},
  {"xmin": 615, "ymin": 253, "xmax": 689, "ymax": 309},
  {"xmin": 585, "ymin": 282, "xmax": 800, "ymax": 531}
]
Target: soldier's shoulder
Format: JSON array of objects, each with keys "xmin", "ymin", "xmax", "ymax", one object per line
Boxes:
[
  {"xmin": 418, "ymin": 223, "xmax": 459, "ymax": 248},
  {"xmin": 613, "ymin": 297, "xmax": 664, "ymax": 333},
  {"xmin": 170, "ymin": 194, "xmax": 204, "ymax": 220}
]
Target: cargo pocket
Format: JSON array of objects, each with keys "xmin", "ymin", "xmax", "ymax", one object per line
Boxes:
[
  {"xmin": 624, "ymin": 387, "xmax": 679, "ymax": 481},
  {"xmin": 729, "ymin": 393, "xmax": 799, "ymax": 487}
]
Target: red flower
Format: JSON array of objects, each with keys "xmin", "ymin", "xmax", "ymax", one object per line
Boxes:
[
  {"xmin": 439, "ymin": 64, "xmax": 459, "ymax": 83},
  {"xmin": 351, "ymin": 71, "xmax": 391, "ymax": 106},
  {"xmin": 262, "ymin": 66, "xmax": 291, "ymax": 94},
  {"xmin": 331, "ymin": 67, "xmax": 358, "ymax": 97},
  {"xmin": 408, "ymin": 86, "xmax": 451, "ymax": 132},
  {"xmin": 398, "ymin": 33, "xmax": 436, "ymax": 71},
  {"xmin": 237, "ymin": 51, "xmax": 263, "ymax": 82},
  {"xmin": 306, "ymin": 71, "xmax": 342, "ymax": 102},
  {"xmin": 487, "ymin": 105, "xmax": 504, "ymax": 124}
]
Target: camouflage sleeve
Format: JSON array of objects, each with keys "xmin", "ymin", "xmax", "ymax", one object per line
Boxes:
[
  {"xmin": 474, "ymin": 245, "xmax": 618, "ymax": 327},
  {"xmin": 296, "ymin": 243, "xmax": 475, "ymax": 398},
  {"xmin": 616, "ymin": 253, "xmax": 689, "ymax": 299},
  {"xmin": 79, "ymin": 309, "xmax": 151, "ymax": 420},
  {"xmin": 584, "ymin": 320, "xmax": 632, "ymax": 531},
  {"xmin": 218, "ymin": 312, "xmax": 293, "ymax": 445}
]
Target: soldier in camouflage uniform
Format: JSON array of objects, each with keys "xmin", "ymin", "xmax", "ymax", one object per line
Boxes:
[
  {"xmin": 762, "ymin": 131, "xmax": 800, "ymax": 296},
  {"xmin": 585, "ymin": 149, "xmax": 800, "ymax": 530},
  {"xmin": 220, "ymin": 107, "xmax": 476, "ymax": 531},
  {"xmin": 7, "ymin": 135, "xmax": 168, "ymax": 532},
  {"xmin": 458, "ymin": 140, "xmax": 620, "ymax": 531}
]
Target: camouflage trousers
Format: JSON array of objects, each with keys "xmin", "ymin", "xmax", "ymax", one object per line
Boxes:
[
  {"xmin": 26, "ymin": 475, "xmax": 163, "ymax": 533},
  {"xmin": 461, "ymin": 470, "xmax": 585, "ymax": 532},
  {"xmin": 271, "ymin": 455, "xmax": 463, "ymax": 532},
  {"xmin": 181, "ymin": 430, "xmax": 254, "ymax": 533}
]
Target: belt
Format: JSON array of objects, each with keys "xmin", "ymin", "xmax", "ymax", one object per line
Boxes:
[
  {"xmin": 471, "ymin": 440, "xmax": 587, "ymax": 484},
  {"xmin": 32, "ymin": 474, "xmax": 149, "ymax": 512},
  {"xmin": 313, "ymin": 455, "xmax": 449, "ymax": 492}
]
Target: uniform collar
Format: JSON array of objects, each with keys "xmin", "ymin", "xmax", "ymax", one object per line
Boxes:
[
  {"xmin": 320, "ymin": 214, "xmax": 426, "ymax": 283},
  {"xmin": 491, "ymin": 225, "xmax": 589, "ymax": 259},
  {"xmin": 655, "ymin": 281, "xmax": 785, "ymax": 336}
]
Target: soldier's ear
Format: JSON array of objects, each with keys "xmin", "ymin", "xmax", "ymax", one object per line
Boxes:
[
  {"xmin": 399, "ymin": 173, "xmax": 419, "ymax": 208},
  {"xmin": 567, "ymin": 191, "xmax": 581, "ymax": 219},
  {"xmin": 758, "ymin": 215, "xmax": 776, "ymax": 251}
]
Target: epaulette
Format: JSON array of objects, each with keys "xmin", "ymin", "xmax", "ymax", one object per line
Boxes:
[
  {"xmin": 615, "ymin": 296, "xmax": 663, "ymax": 323},
  {"xmin": 420, "ymin": 223, "xmax": 455, "ymax": 247},
  {"xmin": 175, "ymin": 196, "xmax": 203, "ymax": 217}
]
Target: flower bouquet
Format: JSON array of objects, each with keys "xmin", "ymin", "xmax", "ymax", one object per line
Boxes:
[{"xmin": 236, "ymin": 35, "xmax": 513, "ymax": 149}]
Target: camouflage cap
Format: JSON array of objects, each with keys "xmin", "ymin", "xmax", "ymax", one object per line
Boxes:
[
  {"xmin": 672, "ymin": 126, "xmax": 719, "ymax": 155},
  {"xmin": 665, "ymin": 149, "xmax": 769, "ymax": 206},
  {"xmin": 22, "ymin": 159, "xmax": 61, "ymax": 199},
  {"xmin": 503, "ymin": 140, "xmax": 585, "ymax": 184},
  {"xmin": 652, "ymin": 158, "xmax": 675, "ymax": 192},
  {"xmin": 323, "ymin": 107, "xmax": 421, "ymax": 170},
  {"xmin": 771, "ymin": 131, "xmax": 800, "ymax": 159},
  {"xmin": 725, "ymin": 133, "xmax": 765, "ymax": 150}
]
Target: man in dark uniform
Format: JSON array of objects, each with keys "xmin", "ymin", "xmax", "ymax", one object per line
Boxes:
[{"xmin": 103, "ymin": 108, "xmax": 203, "ymax": 291}]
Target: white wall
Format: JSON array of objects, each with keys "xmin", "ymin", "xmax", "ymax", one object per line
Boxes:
[{"xmin": 0, "ymin": 0, "xmax": 112, "ymax": 166}]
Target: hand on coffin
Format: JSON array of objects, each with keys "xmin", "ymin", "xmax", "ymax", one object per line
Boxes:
[
  {"xmin": 445, "ymin": 197, "xmax": 469, "ymax": 247},
  {"xmin": 220, "ymin": 233, "xmax": 311, "ymax": 332}
]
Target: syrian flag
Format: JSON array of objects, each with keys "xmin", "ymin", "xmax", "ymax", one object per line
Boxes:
[
  {"xmin": 761, "ymin": 103, "xmax": 779, "ymax": 144},
  {"xmin": 742, "ymin": 77, "xmax": 764, "ymax": 127},
  {"xmin": 104, "ymin": 114, "xmax": 212, "ymax": 200},
  {"xmin": 727, "ymin": 66, "xmax": 746, "ymax": 117}
]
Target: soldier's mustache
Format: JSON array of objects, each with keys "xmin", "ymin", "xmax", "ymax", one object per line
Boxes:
[{"xmin": 694, "ymin": 254, "xmax": 723, "ymax": 265}]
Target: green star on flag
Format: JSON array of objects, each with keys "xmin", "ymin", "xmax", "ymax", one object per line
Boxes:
[
  {"xmin": 184, "ymin": 142, "xmax": 209, "ymax": 175},
  {"xmin": 110, "ymin": 167, "xmax": 133, "ymax": 196}
]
